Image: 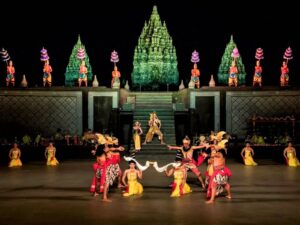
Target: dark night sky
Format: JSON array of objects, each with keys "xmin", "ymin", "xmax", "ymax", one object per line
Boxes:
[{"xmin": 0, "ymin": 0, "xmax": 299, "ymax": 87}]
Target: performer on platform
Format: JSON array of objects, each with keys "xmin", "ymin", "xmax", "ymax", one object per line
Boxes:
[
  {"xmin": 228, "ymin": 60, "xmax": 238, "ymax": 87},
  {"xmin": 8, "ymin": 143, "xmax": 22, "ymax": 167},
  {"xmin": 78, "ymin": 60, "xmax": 88, "ymax": 87},
  {"xmin": 122, "ymin": 160, "xmax": 143, "ymax": 197},
  {"xmin": 283, "ymin": 142, "xmax": 300, "ymax": 167},
  {"xmin": 241, "ymin": 142, "xmax": 258, "ymax": 166},
  {"xmin": 144, "ymin": 112, "xmax": 164, "ymax": 144},
  {"xmin": 168, "ymin": 136, "xmax": 207, "ymax": 188},
  {"xmin": 133, "ymin": 121, "xmax": 143, "ymax": 151},
  {"xmin": 43, "ymin": 60, "xmax": 52, "ymax": 87},
  {"xmin": 280, "ymin": 61, "xmax": 289, "ymax": 86},
  {"xmin": 45, "ymin": 142, "xmax": 59, "ymax": 166},
  {"xmin": 253, "ymin": 60, "xmax": 262, "ymax": 87},
  {"xmin": 206, "ymin": 149, "xmax": 232, "ymax": 203},
  {"xmin": 165, "ymin": 159, "xmax": 192, "ymax": 197},
  {"xmin": 111, "ymin": 66, "xmax": 121, "ymax": 88},
  {"xmin": 191, "ymin": 63, "xmax": 200, "ymax": 88},
  {"xmin": 6, "ymin": 60, "xmax": 15, "ymax": 87}
]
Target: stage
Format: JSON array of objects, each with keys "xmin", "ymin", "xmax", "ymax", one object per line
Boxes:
[{"xmin": 0, "ymin": 159, "xmax": 299, "ymax": 225}]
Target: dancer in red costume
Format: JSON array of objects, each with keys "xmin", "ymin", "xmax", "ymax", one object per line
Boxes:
[
  {"xmin": 168, "ymin": 136, "xmax": 208, "ymax": 188},
  {"xmin": 206, "ymin": 149, "xmax": 232, "ymax": 204},
  {"xmin": 6, "ymin": 60, "xmax": 15, "ymax": 87}
]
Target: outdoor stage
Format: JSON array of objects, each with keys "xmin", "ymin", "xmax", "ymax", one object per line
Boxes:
[{"xmin": 0, "ymin": 159, "xmax": 299, "ymax": 225}]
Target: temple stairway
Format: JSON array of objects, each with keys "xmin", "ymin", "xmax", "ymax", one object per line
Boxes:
[{"xmin": 130, "ymin": 92, "xmax": 176, "ymax": 160}]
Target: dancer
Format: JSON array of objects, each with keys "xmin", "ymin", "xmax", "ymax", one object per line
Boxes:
[
  {"xmin": 165, "ymin": 159, "xmax": 192, "ymax": 197},
  {"xmin": 90, "ymin": 144, "xmax": 110, "ymax": 201},
  {"xmin": 133, "ymin": 121, "xmax": 143, "ymax": 151},
  {"xmin": 253, "ymin": 60, "xmax": 262, "ymax": 87},
  {"xmin": 105, "ymin": 137, "xmax": 125, "ymax": 188},
  {"xmin": 6, "ymin": 60, "xmax": 15, "ymax": 87},
  {"xmin": 206, "ymin": 150, "xmax": 232, "ymax": 203},
  {"xmin": 111, "ymin": 66, "xmax": 121, "ymax": 88},
  {"xmin": 241, "ymin": 142, "xmax": 258, "ymax": 166},
  {"xmin": 168, "ymin": 136, "xmax": 207, "ymax": 188},
  {"xmin": 191, "ymin": 63, "xmax": 200, "ymax": 89},
  {"xmin": 144, "ymin": 112, "xmax": 164, "ymax": 144},
  {"xmin": 43, "ymin": 60, "xmax": 52, "ymax": 87},
  {"xmin": 283, "ymin": 142, "xmax": 300, "ymax": 167},
  {"xmin": 228, "ymin": 60, "xmax": 238, "ymax": 87},
  {"xmin": 122, "ymin": 160, "xmax": 143, "ymax": 197},
  {"xmin": 78, "ymin": 60, "xmax": 88, "ymax": 87},
  {"xmin": 280, "ymin": 61, "xmax": 289, "ymax": 87},
  {"xmin": 8, "ymin": 143, "xmax": 22, "ymax": 167},
  {"xmin": 45, "ymin": 142, "xmax": 59, "ymax": 166}
]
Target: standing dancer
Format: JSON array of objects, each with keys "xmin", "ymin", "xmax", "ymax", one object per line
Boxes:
[
  {"xmin": 168, "ymin": 136, "xmax": 207, "ymax": 188},
  {"xmin": 206, "ymin": 150, "xmax": 232, "ymax": 203}
]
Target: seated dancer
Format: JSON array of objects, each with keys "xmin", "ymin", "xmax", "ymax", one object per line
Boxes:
[
  {"xmin": 144, "ymin": 112, "xmax": 164, "ymax": 144},
  {"xmin": 241, "ymin": 142, "xmax": 258, "ymax": 166},
  {"xmin": 165, "ymin": 159, "xmax": 192, "ymax": 197},
  {"xmin": 8, "ymin": 143, "xmax": 22, "ymax": 167},
  {"xmin": 45, "ymin": 142, "xmax": 59, "ymax": 166},
  {"xmin": 90, "ymin": 144, "xmax": 110, "ymax": 201},
  {"xmin": 122, "ymin": 160, "xmax": 143, "ymax": 197},
  {"xmin": 168, "ymin": 136, "xmax": 207, "ymax": 188},
  {"xmin": 133, "ymin": 121, "xmax": 143, "ymax": 151},
  {"xmin": 206, "ymin": 149, "xmax": 232, "ymax": 204},
  {"xmin": 283, "ymin": 142, "xmax": 300, "ymax": 167},
  {"xmin": 6, "ymin": 60, "xmax": 15, "ymax": 87}
]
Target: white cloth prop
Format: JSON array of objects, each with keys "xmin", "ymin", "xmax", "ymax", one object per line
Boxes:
[
  {"xmin": 152, "ymin": 161, "xmax": 181, "ymax": 173},
  {"xmin": 123, "ymin": 156, "xmax": 150, "ymax": 171}
]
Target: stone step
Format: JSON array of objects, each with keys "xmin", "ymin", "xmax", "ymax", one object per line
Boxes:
[
  {"xmin": 135, "ymin": 106, "xmax": 173, "ymax": 109},
  {"xmin": 134, "ymin": 109, "xmax": 174, "ymax": 115},
  {"xmin": 134, "ymin": 108, "xmax": 174, "ymax": 112},
  {"xmin": 133, "ymin": 115, "xmax": 174, "ymax": 121}
]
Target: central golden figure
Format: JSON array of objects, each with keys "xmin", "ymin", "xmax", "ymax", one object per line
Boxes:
[{"xmin": 143, "ymin": 112, "xmax": 164, "ymax": 144}]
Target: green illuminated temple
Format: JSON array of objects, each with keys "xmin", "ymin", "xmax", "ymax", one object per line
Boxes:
[{"xmin": 131, "ymin": 6, "xmax": 179, "ymax": 89}]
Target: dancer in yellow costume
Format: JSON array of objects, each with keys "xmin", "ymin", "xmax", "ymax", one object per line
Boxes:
[
  {"xmin": 283, "ymin": 142, "xmax": 300, "ymax": 167},
  {"xmin": 8, "ymin": 143, "xmax": 22, "ymax": 167},
  {"xmin": 133, "ymin": 121, "xmax": 143, "ymax": 151},
  {"xmin": 144, "ymin": 112, "xmax": 164, "ymax": 144},
  {"xmin": 241, "ymin": 142, "xmax": 258, "ymax": 166},
  {"xmin": 45, "ymin": 142, "xmax": 59, "ymax": 166},
  {"xmin": 165, "ymin": 160, "xmax": 192, "ymax": 197},
  {"xmin": 122, "ymin": 161, "xmax": 143, "ymax": 196}
]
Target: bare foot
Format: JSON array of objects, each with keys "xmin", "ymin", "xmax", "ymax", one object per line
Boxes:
[
  {"xmin": 206, "ymin": 200, "xmax": 214, "ymax": 204},
  {"xmin": 102, "ymin": 198, "xmax": 112, "ymax": 202},
  {"xmin": 160, "ymin": 142, "xmax": 165, "ymax": 145},
  {"xmin": 118, "ymin": 184, "xmax": 125, "ymax": 188},
  {"xmin": 225, "ymin": 195, "xmax": 232, "ymax": 199},
  {"xmin": 93, "ymin": 193, "xmax": 99, "ymax": 197}
]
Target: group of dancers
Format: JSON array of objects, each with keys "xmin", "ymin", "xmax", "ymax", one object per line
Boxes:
[
  {"xmin": 8, "ymin": 142, "xmax": 59, "ymax": 167},
  {"xmin": 89, "ymin": 131, "xmax": 233, "ymax": 204}
]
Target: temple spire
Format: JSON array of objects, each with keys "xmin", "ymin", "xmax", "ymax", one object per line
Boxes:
[{"xmin": 131, "ymin": 5, "xmax": 179, "ymax": 88}]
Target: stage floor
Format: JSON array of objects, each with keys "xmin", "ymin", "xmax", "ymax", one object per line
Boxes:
[{"xmin": 0, "ymin": 159, "xmax": 299, "ymax": 225}]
